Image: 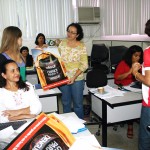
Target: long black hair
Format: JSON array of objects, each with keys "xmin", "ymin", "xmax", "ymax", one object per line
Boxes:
[
  {"xmin": 145, "ymin": 19, "xmax": 150, "ymax": 37},
  {"xmin": 0, "ymin": 60, "xmax": 29, "ymax": 91},
  {"xmin": 122, "ymin": 45, "xmax": 143, "ymax": 67}
]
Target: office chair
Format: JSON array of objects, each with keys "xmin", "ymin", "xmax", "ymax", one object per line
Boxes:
[
  {"xmin": 86, "ymin": 68, "xmax": 107, "ymax": 136},
  {"xmin": 90, "ymin": 44, "xmax": 109, "ymax": 74},
  {"xmin": 109, "ymin": 46, "xmax": 128, "ymax": 73}
]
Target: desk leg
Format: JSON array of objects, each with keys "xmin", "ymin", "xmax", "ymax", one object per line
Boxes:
[{"xmin": 102, "ymin": 101, "xmax": 107, "ymax": 147}]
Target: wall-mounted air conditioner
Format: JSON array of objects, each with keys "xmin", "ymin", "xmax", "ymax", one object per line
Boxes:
[{"xmin": 78, "ymin": 7, "xmax": 100, "ymax": 24}]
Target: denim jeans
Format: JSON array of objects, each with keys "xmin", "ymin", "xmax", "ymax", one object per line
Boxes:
[
  {"xmin": 59, "ymin": 80, "xmax": 84, "ymax": 119},
  {"xmin": 139, "ymin": 106, "xmax": 150, "ymax": 150}
]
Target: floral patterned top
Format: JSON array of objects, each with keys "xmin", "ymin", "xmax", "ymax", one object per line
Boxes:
[{"xmin": 58, "ymin": 39, "xmax": 88, "ymax": 81}]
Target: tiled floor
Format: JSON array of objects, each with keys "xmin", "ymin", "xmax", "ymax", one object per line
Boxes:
[
  {"xmin": 59, "ymin": 98, "xmax": 139, "ymax": 150},
  {"xmin": 87, "ymin": 121, "xmax": 139, "ymax": 150}
]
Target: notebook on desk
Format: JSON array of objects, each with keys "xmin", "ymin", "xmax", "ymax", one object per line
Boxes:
[
  {"xmin": 34, "ymin": 83, "xmax": 42, "ymax": 89},
  {"xmin": 130, "ymin": 81, "xmax": 142, "ymax": 89},
  {"xmin": 0, "ymin": 120, "xmax": 27, "ymax": 131}
]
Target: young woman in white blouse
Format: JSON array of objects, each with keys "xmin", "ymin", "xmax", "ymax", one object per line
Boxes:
[{"xmin": 0, "ymin": 60, "xmax": 42, "ymax": 123}]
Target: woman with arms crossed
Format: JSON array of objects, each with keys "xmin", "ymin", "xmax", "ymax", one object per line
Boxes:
[
  {"xmin": 114, "ymin": 45, "xmax": 143, "ymax": 139},
  {"xmin": 0, "ymin": 60, "xmax": 42, "ymax": 123},
  {"xmin": 132, "ymin": 19, "xmax": 150, "ymax": 150},
  {"xmin": 58, "ymin": 23, "xmax": 88, "ymax": 119}
]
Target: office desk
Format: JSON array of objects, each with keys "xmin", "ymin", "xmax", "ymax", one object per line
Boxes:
[
  {"xmin": 35, "ymin": 88, "xmax": 61, "ymax": 113},
  {"xmin": 60, "ymin": 112, "xmax": 122, "ymax": 150},
  {"xmin": 0, "ymin": 112, "xmax": 121, "ymax": 150},
  {"xmin": 26, "ymin": 68, "xmax": 38, "ymax": 85},
  {"xmin": 26, "ymin": 67, "xmax": 62, "ymax": 113},
  {"xmin": 91, "ymin": 90, "xmax": 142, "ymax": 147}
]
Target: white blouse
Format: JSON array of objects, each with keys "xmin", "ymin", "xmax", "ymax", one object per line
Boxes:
[{"xmin": 0, "ymin": 82, "xmax": 42, "ymax": 123}]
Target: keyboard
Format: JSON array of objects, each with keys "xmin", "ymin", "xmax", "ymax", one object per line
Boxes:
[
  {"xmin": 0, "ymin": 120, "xmax": 27, "ymax": 130},
  {"xmin": 130, "ymin": 81, "xmax": 142, "ymax": 89}
]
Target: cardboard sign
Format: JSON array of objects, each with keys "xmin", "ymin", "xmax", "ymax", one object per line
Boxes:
[
  {"xmin": 31, "ymin": 47, "xmax": 69, "ymax": 90},
  {"xmin": 5, "ymin": 113, "xmax": 75, "ymax": 150}
]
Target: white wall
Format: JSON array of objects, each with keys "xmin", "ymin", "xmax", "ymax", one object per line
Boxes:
[{"xmin": 22, "ymin": 39, "xmax": 36, "ymax": 54}]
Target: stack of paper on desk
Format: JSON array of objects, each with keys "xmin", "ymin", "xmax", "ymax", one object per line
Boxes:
[
  {"xmin": 90, "ymin": 85, "xmax": 125, "ymax": 99},
  {"xmin": 69, "ymin": 135, "xmax": 102, "ymax": 150},
  {"xmin": 52, "ymin": 112, "xmax": 87, "ymax": 134},
  {"xmin": 123, "ymin": 85, "xmax": 142, "ymax": 93}
]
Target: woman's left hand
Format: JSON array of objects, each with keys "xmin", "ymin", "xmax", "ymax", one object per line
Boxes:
[
  {"xmin": 8, "ymin": 114, "xmax": 36, "ymax": 121},
  {"xmin": 2, "ymin": 110, "xmax": 20, "ymax": 117}
]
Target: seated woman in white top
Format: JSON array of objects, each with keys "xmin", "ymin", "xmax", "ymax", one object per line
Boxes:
[{"xmin": 0, "ymin": 60, "xmax": 42, "ymax": 123}]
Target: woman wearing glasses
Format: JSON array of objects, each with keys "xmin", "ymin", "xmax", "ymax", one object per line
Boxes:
[{"xmin": 58, "ymin": 23, "xmax": 88, "ymax": 119}]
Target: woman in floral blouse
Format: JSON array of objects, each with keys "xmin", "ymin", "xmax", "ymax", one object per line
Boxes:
[{"xmin": 58, "ymin": 23, "xmax": 88, "ymax": 119}]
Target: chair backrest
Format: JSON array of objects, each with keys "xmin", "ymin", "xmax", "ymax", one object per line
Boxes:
[
  {"xmin": 109, "ymin": 46, "xmax": 128, "ymax": 73},
  {"xmin": 91, "ymin": 44, "xmax": 109, "ymax": 62},
  {"xmin": 90, "ymin": 44, "xmax": 109, "ymax": 73},
  {"xmin": 86, "ymin": 69, "xmax": 107, "ymax": 88}
]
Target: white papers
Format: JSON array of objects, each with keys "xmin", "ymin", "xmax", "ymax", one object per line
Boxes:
[
  {"xmin": 69, "ymin": 135, "xmax": 102, "ymax": 150},
  {"xmin": 43, "ymin": 46, "xmax": 60, "ymax": 57},
  {"xmin": 124, "ymin": 85, "xmax": 142, "ymax": 93},
  {"xmin": 15, "ymin": 120, "xmax": 33, "ymax": 134},
  {"xmin": 61, "ymin": 116, "xmax": 86, "ymax": 133},
  {"xmin": 102, "ymin": 148, "xmax": 123, "ymax": 150},
  {"xmin": 0, "ymin": 119, "xmax": 34, "ymax": 142},
  {"xmin": 0, "ymin": 126, "xmax": 14, "ymax": 139},
  {"xmin": 90, "ymin": 85, "xmax": 124, "ymax": 99},
  {"xmin": 35, "ymin": 88, "xmax": 57, "ymax": 95},
  {"xmin": 52, "ymin": 112, "xmax": 86, "ymax": 134}
]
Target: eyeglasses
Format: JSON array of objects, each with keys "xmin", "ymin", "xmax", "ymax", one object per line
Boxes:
[{"xmin": 67, "ymin": 30, "xmax": 77, "ymax": 35}]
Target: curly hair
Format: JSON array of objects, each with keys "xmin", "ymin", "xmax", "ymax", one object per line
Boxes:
[
  {"xmin": 0, "ymin": 60, "xmax": 29, "ymax": 91},
  {"xmin": 35, "ymin": 33, "xmax": 46, "ymax": 45},
  {"xmin": 66, "ymin": 23, "xmax": 84, "ymax": 41},
  {"xmin": 145, "ymin": 19, "xmax": 150, "ymax": 37},
  {"xmin": 123, "ymin": 45, "xmax": 143, "ymax": 67}
]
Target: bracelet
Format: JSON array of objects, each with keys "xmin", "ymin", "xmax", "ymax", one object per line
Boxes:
[{"xmin": 135, "ymin": 72, "xmax": 140, "ymax": 81}]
